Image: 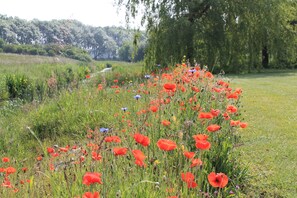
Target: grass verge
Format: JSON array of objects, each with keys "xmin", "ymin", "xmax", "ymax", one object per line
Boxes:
[{"xmin": 229, "ymin": 70, "xmax": 297, "ymax": 197}]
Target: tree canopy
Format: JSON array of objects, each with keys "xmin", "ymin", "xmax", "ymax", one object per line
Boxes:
[
  {"xmin": 118, "ymin": 0, "xmax": 297, "ymax": 72},
  {"xmin": 0, "ymin": 15, "xmax": 147, "ymax": 61}
]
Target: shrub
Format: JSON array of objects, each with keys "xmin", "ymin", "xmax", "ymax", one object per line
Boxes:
[
  {"xmin": 5, "ymin": 74, "xmax": 34, "ymax": 101},
  {"xmin": 28, "ymin": 48, "xmax": 38, "ymax": 55},
  {"xmin": 47, "ymin": 49, "xmax": 56, "ymax": 56},
  {"xmin": 3, "ymin": 45, "xmax": 17, "ymax": 53}
]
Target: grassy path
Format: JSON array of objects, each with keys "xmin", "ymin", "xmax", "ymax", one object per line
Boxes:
[{"xmin": 229, "ymin": 71, "xmax": 297, "ymax": 197}]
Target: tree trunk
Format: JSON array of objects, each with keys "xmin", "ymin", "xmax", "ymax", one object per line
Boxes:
[{"xmin": 262, "ymin": 46, "xmax": 269, "ymax": 69}]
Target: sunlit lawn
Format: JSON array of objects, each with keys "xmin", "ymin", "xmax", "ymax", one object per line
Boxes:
[{"xmin": 229, "ymin": 71, "xmax": 297, "ymax": 197}]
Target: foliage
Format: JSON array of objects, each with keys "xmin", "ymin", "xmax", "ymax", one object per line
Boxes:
[
  {"xmin": 0, "ymin": 15, "xmax": 147, "ymax": 60},
  {"xmin": 0, "ymin": 53, "xmax": 94, "ymax": 104},
  {"xmin": 0, "ymin": 41, "xmax": 92, "ymax": 62},
  {"xmin": 118, "ymin": 0, "xmax": 297, "ymax": 72},
  {"xmin": 5, "ymin": 74, "xmax": 34, "ymax": 101}
]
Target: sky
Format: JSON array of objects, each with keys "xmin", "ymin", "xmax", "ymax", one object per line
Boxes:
[{"xmin": 0, "ymin": 0, "xmax": 142, "ymax": 28}]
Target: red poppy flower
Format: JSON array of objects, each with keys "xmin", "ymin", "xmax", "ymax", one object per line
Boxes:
[
  {"xmin": 226, "ymin": 105, "xmax": 237, "ymax": 113},
  {"xmin": 5, "ymin": 167, "xmax": 16, "ymax": 175},
  {"xmin": 51, "ymin": 153, "xmax": 59, "ymax": 157},
  {"xmin": 195, "ymin": 140, "xmax": 211, "ymax": 150},
  {"xmin": 82, "ymin": 191, "xmax": 100, "ymax": 198},
  {"xmin": 207, "ymin": 172, "xmax": 228, "ymax": 188},
  {"xmin": 230, "ymin": 120, "xmax": 240, "ymax": 126},
  {"xmin": 91, "ymin": 152, "xmax": 102, "ymax": 161},
  {"xmin": 162, "ymin": 120, "xmax": 171, "ymax": 126},
  {"xmin": 191, "ymin": 86, "xmax": 200, "ymax": 93},
  {"xmin": 223, "ymin": 112, "xmax": 230, "ymax": 120},
  {"xmin": 113, "ymin": 147, "xmax": 128, "ymax": 156},
  {"xmin": 150, "ymin": 106, "xmax": 158, "ymax": 112},
  {"xmin": 187, "ymin": 180, "xmax": 198, "ymax": 188},
  {"xmin": 104, "ymin": 136, "xmax": 113, "ymax": 142},
  {"xmin": 212, "ymin": 87, "xmax": 224, "ymax": 93},
  {"xmin": 235, "ymin": 88, "xmax": 242, "ymax": 94},
  {"xmin": 183, "ymin": 151, "xmax": 195, "ymax": 159},
  {"xmin": 59, "ymin": 147, "xmax": 69, "ymax": 152},
  {"xmin": 104, "ymin": 136, "xmax": 121, "ymax": 143},
  {"xmin": 239, "ymin": 122, "xmax": 248, "ymax": 128},
  {"xmin": 36, "ymin": 155, "xmax": 43, "ymax": 161},
  {"xmin": 193, "ymin": 134, "xmax": 208, "ymax": 141},
  {"xmin": 157, "ymin": 139, "xmax": 177, "ymax": 151},
  {"xmin": 181, "ymin": 172, "xmax": 195, "ymax": 183},
  {"xmin": 181, "ymin": 172, "xmax": 198, "ymax": 188},
  {"xmin": 190, "ymin": 158, "xmax": 203, "ymax": 168},
  {"xmin": 132, "ymin": 150, "xmax": 146, "ymax": 161},
  {"xmin": 2, "ymin": 179, "xmax": 12, "ymax": 188},
  {"xmin": 47, "ymin": 147, "xmax": 55, "ymax": 154},
  {"xmin": 217, "ymin": 80, "xmax": 229, "ymax": 87},
  {"xmin": 210, "ymin": 109, "xmax": 220, "ymax": 117},
  {"xmin": 2, "ymin": 157, "xmax": 10, "ymax": 163},
  {"xmin": 97, "ymin": 84, "xmax": 103, "ymax": 91},
  {"xmin": 227, "ymin": 92, "xmax": 239, "ymax": 99},
  {"xmin": 163, "ymin": 83, "xmax": 176, "ymax": 92},
  {"xmin": 134, "ymin": 159, "xmax": 146, "ymax": 167},
  {"xmin": 204, "ymin": 72, "xmax": 213, "ymax": 79},
  {"xmin": 133, "ymin": 133, "xmax": 150, "ymax": 147},
  {"xmin": 207, "ymin": 124, "xmax": 221, "ymax": 132},
  {"xmin": 198, "ymin": 112, "xmax": 213, "ymax": 119},
  {"xmin": 82, "ymin": 172, "xmax": 103, "ymax": 185}
]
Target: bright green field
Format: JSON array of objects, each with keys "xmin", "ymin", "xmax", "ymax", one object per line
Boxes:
[
  {"xmin": 229, "ymin": 71, "xmax": 297, "ymax": 197},
  {"xmin": 0, "ymin": 53, "xmax": 81, "ymax": 80}
]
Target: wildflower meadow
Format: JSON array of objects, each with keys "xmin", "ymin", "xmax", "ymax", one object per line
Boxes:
[{"xmin": 0, "ymin": 62, "xmax": 249, "ymax": 197}]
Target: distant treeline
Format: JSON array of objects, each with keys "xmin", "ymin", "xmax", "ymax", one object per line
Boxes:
[
  {"xmin": 0, "ymin": 14, "xmax": 146, "ymax": 61},
  {"xmin": 0, "ymin": 39, "xmax": 92, "ymax": 62}
]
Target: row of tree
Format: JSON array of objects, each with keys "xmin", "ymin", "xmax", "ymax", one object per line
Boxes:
[
  {"xmin": 0, "ymin": 39, "xmax": 92, "ymax": 62},
  {"xmin": 118, "ymin": 0, "xmax": 297, "ymax": 72},
  {"xmin": 0, "ymin": 14, "xmax": 146, "ymax": 61}
]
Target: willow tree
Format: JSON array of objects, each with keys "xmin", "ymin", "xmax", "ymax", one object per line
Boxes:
[{"xmin": 117, "ymin": 0, "xmax": 297, "ymax": 72}]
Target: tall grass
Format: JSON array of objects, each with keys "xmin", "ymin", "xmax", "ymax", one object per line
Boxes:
[{"xmin": 0, "ymin": 63, "xmax": 247, "ymax": 197}]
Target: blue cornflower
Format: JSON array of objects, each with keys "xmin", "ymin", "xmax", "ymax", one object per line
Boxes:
[
  {"xmin": 134, "ymin": 95, "xmax": 141, "ymax": 100},
  {"xmin": 121, "ymin": 107, "xmax": 128, "ymax": 112},
  {"xmin": 100, "ymin": 128, "xmax": 109, "ymax": 133},
  {"xmin": 188, "ymin": 68, "xmax": 196, "ymax": 73},
  {"xmin": 144, "ymin": 75, "xmax": 151, "ymax": 79}
]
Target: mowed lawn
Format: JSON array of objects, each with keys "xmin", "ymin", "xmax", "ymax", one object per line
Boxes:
[{"xmin": 229, "ymin": 71, "xmax": 297, "ymax": 197}]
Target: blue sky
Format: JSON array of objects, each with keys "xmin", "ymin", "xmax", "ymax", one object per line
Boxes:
[{"xmin": 0, "ymin": 0, "xmax": 142, "ymax": 28}]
